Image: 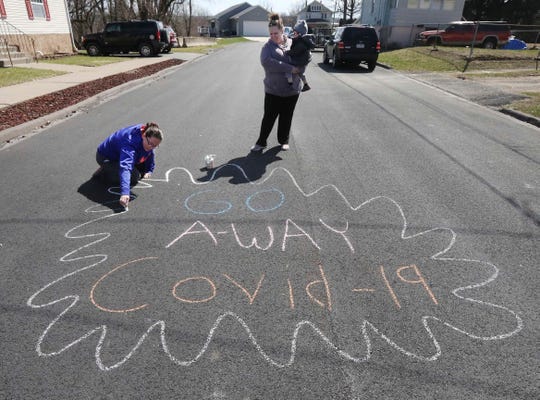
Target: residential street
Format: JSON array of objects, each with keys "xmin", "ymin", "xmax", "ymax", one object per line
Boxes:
[{"xmin": 1, "ymin": 41, "xmax": 538, "ymax": 399}]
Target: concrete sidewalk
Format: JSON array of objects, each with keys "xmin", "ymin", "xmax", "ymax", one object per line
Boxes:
[{"xmin": 0, "ymin": 52, "xmax": 202, "ymax": 109}]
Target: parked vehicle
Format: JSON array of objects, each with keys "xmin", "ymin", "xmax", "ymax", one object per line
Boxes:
[
  {"xmin": 415, "ymin": 21, "xmax": 511, "ymax": 49},
  {"xmin": 284, "ymin": 26, "xmax": 293, "ymax": 38},
  {"xmin": 311, "ymin": 28, "xmax": 332, "ymax": 49},
  {"xmin": 160, "ymin": 25, "xmax": 177, "ymax": 53},
  {"xmin": 323, "ymin": 25, "xmax": 380, "ymax": 71},
  {"xmin": 82, "ymin": 20, "xmax": 167, "ymax": 57}
]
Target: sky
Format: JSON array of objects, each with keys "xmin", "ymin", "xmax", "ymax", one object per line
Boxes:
[{"xmin": 196, "ymin": 1, "xmax": 327, "ymax": 16}]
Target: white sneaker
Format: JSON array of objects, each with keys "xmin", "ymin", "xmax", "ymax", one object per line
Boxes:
[
  {"xmin": 281, "ymin": 144, "xmax": 290, "ymax": 151},
  {"xmin": 251, "ymin": 144, "xmax": 265, "ymax": 152}
]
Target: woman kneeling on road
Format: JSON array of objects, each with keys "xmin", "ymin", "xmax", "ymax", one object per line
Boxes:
[{"xmin": 93, "ymin": 122, "xmax": 163, "ymax": 208}]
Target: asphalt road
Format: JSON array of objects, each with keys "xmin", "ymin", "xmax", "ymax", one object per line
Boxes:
[{"xmin": 1, "ymin": 41, "xmax": 538, "ymax": 399}]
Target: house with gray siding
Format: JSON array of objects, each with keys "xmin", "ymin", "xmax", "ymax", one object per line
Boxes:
[
  {"xmin": 358, "ymin": 0, "xmax": 465, "ymax": 48},
  {"xmin": 209, "ymin": 2, "xmax": 252, "ymax": 37},
  {"xmin": 230, "ymin": 5, "xmax": 269, "ymax": 37}
]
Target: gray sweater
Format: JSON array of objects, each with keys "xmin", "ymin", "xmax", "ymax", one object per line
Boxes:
[{"xmin": 260, "ymin": 38, "xmax": 302, "ymax": 97}]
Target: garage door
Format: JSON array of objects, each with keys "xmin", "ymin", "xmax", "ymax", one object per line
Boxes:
[{"xmin": 243, "ymin": 20, "xmax": 268, "ymax": 37}]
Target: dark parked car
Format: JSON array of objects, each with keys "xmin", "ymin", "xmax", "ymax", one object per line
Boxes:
[
  {"xmin": 82, "ymin": 20, "xmax": 166, "ymax": 57},
  {"xmin": 323, "ymin": 25, "xmax": 380, "ymax": 71}
]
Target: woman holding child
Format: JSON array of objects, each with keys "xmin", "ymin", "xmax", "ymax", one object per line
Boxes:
[{"xmin": 251, "ymin": 13, "xmax": 302, "ymax": 152}]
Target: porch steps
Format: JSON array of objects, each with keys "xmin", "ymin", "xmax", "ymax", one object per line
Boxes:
[{"xmin": 0, "ymin": 43, "xmax": 34, "ymax": 67}]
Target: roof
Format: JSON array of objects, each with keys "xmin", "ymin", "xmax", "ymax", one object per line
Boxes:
[
  {"xmin": 299, "ymin": 0, "xmax": 333, "ymax": 14},
  {"xmin": 230, "ymin": 5, "xmax": 268, "ymax": 19},
  {"xmin": 214, "ymin": 2, "xmax": 251, "ymax": 19}
]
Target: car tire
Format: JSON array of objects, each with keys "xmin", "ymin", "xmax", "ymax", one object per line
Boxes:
[
  {"xmin": 331, "ymin": 52, "xmax": 340, "ymax": 69},
  {"xmin": 367, "ymin": 60, "xmax": 376, "ymax": 72},
  {"xmin": 162, "ymin": 46, "xmax": 171, "ymax": 54},
  {"xmin": 139, "ymin": 43, "xmax": 154, "ymax": 57},
  {"xmin": 426, "ymin": 37, "xmax": 439, "ymax": 47},
  {"xmin": 483, "ymin": 39, "xmax": 497, "ymax": 49},
  {"xmin": 86, "ymin": 44, "xmax": 101, "ymax": 56},
  {"xmin": 323, "ymin": 49, "xmax": 329, "ymax": 65}
]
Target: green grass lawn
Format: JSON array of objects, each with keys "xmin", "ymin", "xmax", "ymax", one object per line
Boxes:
[
  {"xmin": 509, "ymin": 92, "xmax": 540, "ymax": 116},
  {"xmin": 40, "ymin": 53, "xmax": 127, "ymax": 67},
  {"xmin": 378, "ymin": 47, "xmax": 540, "ymax": 117},
  {"xmin": 378, "ymin": 47, "xmax": 540, "ymax": 73},
  {"xmin": 173, "ymin": 37, "xmax": 250, "ymax": 54},
  {"xmin": 0, "ymin": 67, "xmax": 66, "ymax": 87}
]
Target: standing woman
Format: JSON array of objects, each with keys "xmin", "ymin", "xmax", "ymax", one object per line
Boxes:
[{"xmin": 251, "ymin": 13, "xmax": 301, "ymax": 152}]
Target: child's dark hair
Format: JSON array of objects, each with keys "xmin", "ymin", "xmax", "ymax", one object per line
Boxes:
[{"xmin": 268, "ymin": 13, "xmax": 283, "ymax": 29}]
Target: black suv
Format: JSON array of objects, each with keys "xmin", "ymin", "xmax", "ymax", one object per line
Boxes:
[
  {"xmin": 82, "ymin": 20, "xmax": 166, "ymax": 57},
  {"xmin": 323, "ymin": 25, "xmax": 380, "ymax": 71}
]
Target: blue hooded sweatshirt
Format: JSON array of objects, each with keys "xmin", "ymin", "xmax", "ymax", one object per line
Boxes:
[{"xmin": 97, "ymin": 124, "xmax": 155, "ymax": 195}]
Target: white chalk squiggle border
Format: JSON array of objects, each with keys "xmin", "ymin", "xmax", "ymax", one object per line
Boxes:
[{"xmin": 27, "ymin": 165, "xmax": 523, "ymax": 371}]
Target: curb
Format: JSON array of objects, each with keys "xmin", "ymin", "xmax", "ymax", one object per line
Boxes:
[
  {"xmin": 379, "ymin": 63, "xmax": 540, "ymax": 129},
  {"xmin": 499, "ymin": 108, "xmax": 540, "ymax": 128}
]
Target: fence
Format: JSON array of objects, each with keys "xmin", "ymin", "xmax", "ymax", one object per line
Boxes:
[
  {"xmin": 384, "ymin": 22, "xmax": 540, "ymax": 71},
  {"xmin": 0, "ymin": 19, "xmax": 37, "ymax": 67}
]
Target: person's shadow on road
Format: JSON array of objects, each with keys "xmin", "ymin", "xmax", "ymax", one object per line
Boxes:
[
  {"xmin": 197, "ymin": 146, "xmax": 282, "ymax": 184},
  {"xmin": 77, "ymin": 178, "xmax": 136, "ymax": 212}
]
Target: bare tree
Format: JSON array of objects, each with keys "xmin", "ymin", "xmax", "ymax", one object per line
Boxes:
[
  {"xmin": 288, "ymin": 1, "xmax": 306, "ymax": 16},
  {"xmin": 175, "ymin": 0, "xmax": 193, "ymax": 36},
  {"xmin": 335, "ymin": 0, "xmax": 361, "ymax": 24}
]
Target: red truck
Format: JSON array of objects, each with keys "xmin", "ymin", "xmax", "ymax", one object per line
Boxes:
[{"xmin": 416, "ymin": 21, "xmax": 511, "ymax": 49}]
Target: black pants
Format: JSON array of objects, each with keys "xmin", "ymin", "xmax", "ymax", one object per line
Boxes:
[
  {"xmin": 96, "ymin": 151, "xmax": 143, "ymax": 185},
  {"xmin": 256, "ymin": 92, "xmax": 300, "ymax": 147}
]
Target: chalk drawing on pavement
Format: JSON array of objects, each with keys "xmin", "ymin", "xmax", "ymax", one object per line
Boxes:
[{"xmin": 26, "ymin": 164, "xmax": 524, "ymax": 371}]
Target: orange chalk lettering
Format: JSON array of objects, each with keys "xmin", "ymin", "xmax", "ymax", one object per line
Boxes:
[
  {"xmin": 172, "ymin": 276, "xmax": 216, "ymax": 303},
  {"xmin": 223, "ymin": 273, "xmax": 265, "ymax": 305},
  {"xmin": 396, "ymin": 264, "xmax": 438, "ymax": 305},
  {"xmin": 287, "ymin": 278, "xmax": 295, "ymax": 309},
  {"xmin": 380, "ymin": 265, "xmax": 401, "ymax": 309},
  {"xmin": 90, "ymin": 257, "xmax": 157, "ymax": 313},
  {"xmin": 305, "ymin": 264, "xmax": 332, "ymax": 311}
]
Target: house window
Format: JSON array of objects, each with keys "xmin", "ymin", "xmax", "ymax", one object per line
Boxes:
[
  {"xmin": 31, "ymin": 0, "xmax": 47, "ymax": 18},
  {"xmin": 443, "ymin": 0, "xmax": 456, "ymax": 10},
  {"xmin": 408, "ymin": 0, "xmax": 456, "ymax": 9},
  {"xmin": 310, "ymin": 4, "xmax": 321, "ymax": 12},
  {"xmin": 30, "ymin": 0, "xmax": 47, "ymax": 18}
]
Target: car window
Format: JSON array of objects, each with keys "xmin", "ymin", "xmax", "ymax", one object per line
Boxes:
[
  {"xmin": 105, "ymin": 23, "xmax": 121, "ymax": 33},
  {"xmin": 479, "ymin": 24, "xmax": 509, "ymax": 32},
  {"xmin": 123, "ymin": 23, "xmax": 138, "ymax": 33},
  {"xmin": 343, "ymin": 28, "xmax": 377, "ymax": 42}
]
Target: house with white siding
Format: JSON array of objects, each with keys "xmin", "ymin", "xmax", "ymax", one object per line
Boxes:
[
  {"xmin": 0, "ymin": 0, "xmax": 75, "ymax": 62},
  {"xmin": 358, "ymin": 0, "xmax": 465, "ymax": 48},
  {"xmin": 296, "ymin": 1, "xmax": 333, "ymax": 34}
]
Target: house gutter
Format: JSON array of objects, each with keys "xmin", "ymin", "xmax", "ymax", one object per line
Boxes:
[{"xmin": 62, "ymin": 0, "xmax": 78, "ymax": 52}]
